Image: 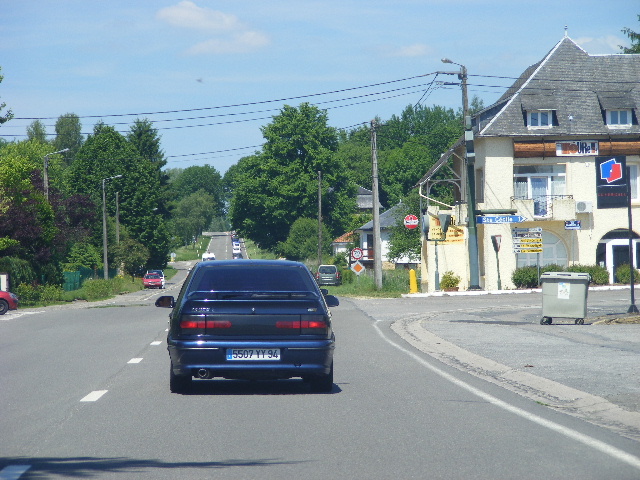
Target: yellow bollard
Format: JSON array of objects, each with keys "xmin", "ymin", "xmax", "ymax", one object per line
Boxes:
[{"xmin": 409, "ymin": 269, "xmax": 418, "ymax": 294}]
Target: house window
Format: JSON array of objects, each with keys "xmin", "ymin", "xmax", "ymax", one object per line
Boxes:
[
  {"xmin": 527, "ymin": 110, "xmax": 553, "ymax": 128},
  {"xmin": 606, "ymin": 109, "xmax": 632, "ymax": 126},
  {"xmin": 513, "ymin": 165, "xmax": 566, "ymax": 217}
]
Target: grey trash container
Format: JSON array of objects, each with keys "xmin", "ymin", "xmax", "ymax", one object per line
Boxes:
[{"xmin": 540, "ymin": 272, "xmax": 590, "ymax": 325}]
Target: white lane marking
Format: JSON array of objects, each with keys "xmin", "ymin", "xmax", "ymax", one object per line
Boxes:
[
  {"xmin": 150, "ymin": 341, "xmax": 162, "ymax": 346},
  {"xmin": 0, "ymin": 465, "xmax": 31, "ymax": 479},
  {"xmin": 80, "ymin": 390, "xmax": 108, "ymax": 402},
  {"xmin": 128, "ymin": 358, "xmax": 143, "ymax": 364},
  {"xmin": 374, "ymin": 320, "xmax": 640, "ymax": 471}
]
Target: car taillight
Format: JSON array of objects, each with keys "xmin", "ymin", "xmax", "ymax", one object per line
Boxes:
[
  {"xmin": 276, "ymin": 315, "xmax": 328, "ymax": 334},
  {"xmin": 180, "ymin": 315, "xmax": 205, "ymax": 334},
  {"xmin": 206, "ymin": 320, "xmax": 232, "ymax": 329},
  {"xmin": 179, "ymin": 316, "xmax": 232, "ymax": 334}
]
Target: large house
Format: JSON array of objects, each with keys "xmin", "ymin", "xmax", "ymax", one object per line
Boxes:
[{"xmin": 418, "ymin": 34, "xmax": 640, "ymax": 291}]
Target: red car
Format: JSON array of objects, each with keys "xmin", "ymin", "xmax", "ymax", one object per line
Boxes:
[
  {"xmin": 0, "ymin": 291, "xmax": 19, "ymax": 315},
  {"xmin": 143, "ymin": 273, "xmax": 165, "ymax": 289}
]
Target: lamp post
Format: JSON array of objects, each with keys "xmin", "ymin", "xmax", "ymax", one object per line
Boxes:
[
  {"xmin": 102, "ymin": 175, "xmax": 123, "ymax": 280},
  {"xmin": 43, "ymin": 148, "xmax": 69, "ymax": 201},
  {"xmin": 441, "ymin": 58, "xmax": 481, "ymax": 289}
]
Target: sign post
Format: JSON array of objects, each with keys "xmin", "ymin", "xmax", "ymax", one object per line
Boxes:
[{"xmin": 491, "ymin": 235, "xmax": 502, "ymax": 290}]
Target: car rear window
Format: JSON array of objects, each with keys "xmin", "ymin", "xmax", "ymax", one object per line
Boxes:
[
  {"xmin": 192, "ymin": 265, "xmax": 316, "ymax": 293},
  {"xmin": 319, "ymin": 266, "xmax": 336, "ymax": 274}
]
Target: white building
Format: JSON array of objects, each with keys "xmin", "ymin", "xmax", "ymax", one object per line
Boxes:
[{"xmin": 417, "ymin": 35, "xmax": 640, "ymax": 291}]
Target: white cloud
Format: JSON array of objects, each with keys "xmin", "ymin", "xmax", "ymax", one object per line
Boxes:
[
  {"xmin": 156, "ymin": 1, "xmax": 269, "ymax": 54},
  {"xmin": 187, "ymin": 31, "xmax": 270, "ymax": 55},
  {"xmin": 377, "ymin": 43, "xmax": 434, "ymax": 58},
  {"xmin": 156, "ymin": 1, "xmax": 240, "ymax": 32}
]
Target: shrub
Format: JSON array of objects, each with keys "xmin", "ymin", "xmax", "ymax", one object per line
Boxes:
[
  {"xmin": 615, "ymin": 264, "xmax": 640, "ymax": 284},
  {"xmin": 341, "ymin": 268, "xmax": 355, "ymax": 285},
  {"xmin": 567, "ymin": 264, "xmax": 609, "ymax": 285},
  {"xmin": 440, "ymin": 271, "xmax": 461, "ymax": 289},
  {"xmin": 15, "ymin": 284, "xmax": 38, "ymax": 306},
  {"xmin": 511, "ymin": 266, "xmax": 539, "ymax": 288}
]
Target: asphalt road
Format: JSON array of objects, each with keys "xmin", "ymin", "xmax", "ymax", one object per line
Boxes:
[{"xmin": 2, "ymin": 243, "xmax": 640, "ymax": 478}]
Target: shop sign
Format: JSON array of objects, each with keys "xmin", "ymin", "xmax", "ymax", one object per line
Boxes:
[{"xmin": 556, "ymin": 140, "xmax": 599, "ymax": 156}]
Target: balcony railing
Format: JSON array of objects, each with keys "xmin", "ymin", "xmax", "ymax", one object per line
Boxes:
[{"xmin": 511, "ymin": 195, "xmax": 573, "ymax": 219}]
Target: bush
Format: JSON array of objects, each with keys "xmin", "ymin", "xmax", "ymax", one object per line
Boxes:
[
  {"xmin": 511, "ymin": 266, "xmax": 539, "ymax": 288},
  {"xmin": 615, "ymin": 264, "xmax": 640, "ymax": 284},
  {"xmin": 567, "ymin": 264, "xmax": 609, "ymax": 285},
  {"xmin": 15, "ymin": 284, "xmax": 38, "ymax": 305},
  {"xmin": 440, "ymin": 271, "xmax": 461, "ymax": 289}
]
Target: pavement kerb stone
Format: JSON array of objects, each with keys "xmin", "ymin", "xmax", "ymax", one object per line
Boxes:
[{"xmin": 391, "ymin": 315, "xmax": 640, "ymax": 442}]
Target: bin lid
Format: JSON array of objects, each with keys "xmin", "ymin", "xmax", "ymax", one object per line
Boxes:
[{"xmin": 540, "ymin": 271, "xmax": 591, "ymax": 281}]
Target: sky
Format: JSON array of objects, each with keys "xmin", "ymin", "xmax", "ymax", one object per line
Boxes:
[{"xmin": 1, "ymin": 1, "xmax": 638, "ymax": 175}]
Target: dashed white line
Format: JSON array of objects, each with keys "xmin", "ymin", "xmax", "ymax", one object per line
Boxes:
[
  {"xmin": 150, "ymin": 341, "xmax": 162, "ymax": 346},
  {"xmin": 80, "ymin": 390, "xmax": 108, "ymax": 402},
  {"xmin": 0, "ymin": 465, "xmax": 31, "ymax": 480},
  {"xmin": 128, "ymin": 358, "xmax": 143, "ymax": 364}
]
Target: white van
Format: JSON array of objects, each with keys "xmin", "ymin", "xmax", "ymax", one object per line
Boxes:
[{"xmin": 202, "ymin": 252, "xmax": 216, "ymax": 261}]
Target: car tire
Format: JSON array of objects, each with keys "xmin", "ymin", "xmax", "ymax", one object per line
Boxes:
[
  {"xmin": 170, "ymin": 364, "xmax": 192, "ymax": 393},
  {"xmin": 0, "ymin": 299, "xmax": 8, "ymax": 315},
  {"xmin": 309, "ymin": 362, "xmax": 333, "ymax": 393}
]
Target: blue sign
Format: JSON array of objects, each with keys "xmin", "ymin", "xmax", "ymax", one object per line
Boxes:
[
  {"xmin": 565, "ymin": 220, "xmax": 581, "ymax": 230},
  {"xmin": 476, "ymin": 215, "xmax": 527, "ymax": 224}
]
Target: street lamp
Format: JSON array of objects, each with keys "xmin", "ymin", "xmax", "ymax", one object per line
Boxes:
[
  {"xmin": 102, "ymin": 175, "xmax": 123, "ymax": 280},
  {"xmin": 441, "ymin": 58, "xmax": 481, "ymax": 290},
  {"xmin": 43, "ymin": 148, "xmax": 69, "ymax": 201}
]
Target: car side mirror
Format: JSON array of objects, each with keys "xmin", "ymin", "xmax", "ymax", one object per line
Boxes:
[
  {"xmin": 324, "ymin": 295, "xmax": 339, "ymax": 307},
  {"xmin": 155, "ymin": 296, "xmax": 175, "ymax": 308},
  {"xmin": 320, "ymin": 288, "xmax": 329, "ymax": 296}
]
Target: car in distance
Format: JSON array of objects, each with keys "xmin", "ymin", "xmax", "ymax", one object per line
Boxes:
[
  {"xmin": 202, "ymin": 252, "xmax": 216, "ymax": 261},
  {"xmin": 156, "ymin": 259, "xmax": 339, "ymax": 394},
  {"xmin": 316, "ymin": 264, "xmax": 342, "ymax": 286},
  {"xmin": 0, "ymin": 290, "xmax": 19, "ymax": 315},
  {"xmin": 143, "ymin": 273, "xmax": 165, "ymax": 289}
]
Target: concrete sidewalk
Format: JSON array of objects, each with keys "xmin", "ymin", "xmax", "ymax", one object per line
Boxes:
[{"xmin": 349, "ymin": 289, "xmax": 640, "ymax": 442}]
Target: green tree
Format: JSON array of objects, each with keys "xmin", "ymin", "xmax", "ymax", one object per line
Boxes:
[
  {"xmin": 64, "ymin": 242, "xmax": 102, "ymax": 270},
  {"xmin": 387, "ymin": 191, "xmax": 422, "ymax": 263},
  {"xmin": 621, "ymin": 15, "xmax": 640, "ymax": 53},
  {"xmin": 0, "ymin": 66, "xmax": 12, "ymax": 125},
  {"xmin": 170, "ymin": 190, "xmax": 217, "ymax": 246},
  {"xmin": 229, "ymin": 103, "xmax": 355, "ymax": 250},
  {"xmin": 53, "ymin": 113, "xmax": 83, "ymax": 165},
  {"xmin": 127, "ymin": 118, "xmax": 166, "ymax": 168},
  {"xmin": 112, "ymin": 237, "xmax": 150, "ymax": 276},
  {"xmin": 27, "ymin": 120, "xmax": 48, "ymax": 144},
  {"xmin": 276, "ymin": 217, "xmax": 332, "ymax": 261},
  {"xmin": 170, "ymin": 164, "xmax": 223, "ymax": 214},
  {"xmin": 65, "ymin": 123, "xmax": 170, "ymax": 269}
]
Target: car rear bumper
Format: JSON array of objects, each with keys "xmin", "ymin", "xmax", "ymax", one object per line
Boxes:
[{"xmin": 168, "ymin": 337, "xmax": 335, "ymax": 379}]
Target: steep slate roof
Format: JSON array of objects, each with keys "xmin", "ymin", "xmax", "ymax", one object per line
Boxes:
[
  {"xmin": 357, "ymin": 204, "xmax": 402, "ymax": 231},
  {"xmin": 476, "ymin": 35, "xmax": 640, "ymax": 137}
]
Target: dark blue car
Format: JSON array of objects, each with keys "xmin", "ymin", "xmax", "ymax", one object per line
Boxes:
[{"xmin": 156, "ymin": 260, "xmax": 338, "ymax": 393}]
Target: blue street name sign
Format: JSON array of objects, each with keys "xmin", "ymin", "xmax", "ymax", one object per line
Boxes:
[{"xmin": 476, "ymin": 215, "xmax": 527, "ymax": 224}]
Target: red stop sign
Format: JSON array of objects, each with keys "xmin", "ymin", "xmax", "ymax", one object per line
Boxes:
[{"xmin": 404, "ymin": 214, "xmax": 419, "ymax": 229}]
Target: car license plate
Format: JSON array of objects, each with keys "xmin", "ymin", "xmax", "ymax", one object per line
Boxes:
[{"xmin": 226, "ymin": 348, "xmax": 280, "ymax": 361}]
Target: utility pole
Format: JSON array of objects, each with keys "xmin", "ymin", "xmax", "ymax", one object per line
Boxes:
[
  {"xmin": 371, "ymin": 120, "xmax": 383, "ymax": 290},
  {"xmin": 442, "ymin": 58, "xmax": 481, "ymax": 289},
  {"xmin": 43, "ymin": 148, "xmax": 69, "ymax": 201},
  {"xmin": 318, "ymin": 170, "xmax": 322, "ymax": 270}
]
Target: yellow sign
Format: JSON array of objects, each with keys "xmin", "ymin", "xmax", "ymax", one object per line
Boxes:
[
  {"xmin": 515, "ymin": 238, "xmax": 543, "ymax": 244},
  {"xmin": 428, "ymin": 215, "xmax": 465, "ymax": 243}
]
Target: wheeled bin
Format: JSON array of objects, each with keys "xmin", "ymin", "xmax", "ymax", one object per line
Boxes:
[{"xmin": 540, "ymin": 272, "xmax": 590, "ymax": 325}]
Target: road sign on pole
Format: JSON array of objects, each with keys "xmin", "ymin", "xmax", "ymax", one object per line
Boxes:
[{"xmin": 477, "ymin": 215, "xmax": 527, "ymax": 224}]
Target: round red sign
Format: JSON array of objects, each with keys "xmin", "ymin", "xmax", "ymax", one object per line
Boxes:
[{"xmin": 404, "ymin": 214, "xmax": 419, "ymax": 229}]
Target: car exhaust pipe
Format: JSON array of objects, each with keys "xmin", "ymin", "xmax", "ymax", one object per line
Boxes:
[{"xmin": 197, "ymin": 369, "xmax": 210, "ymax": 379}]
